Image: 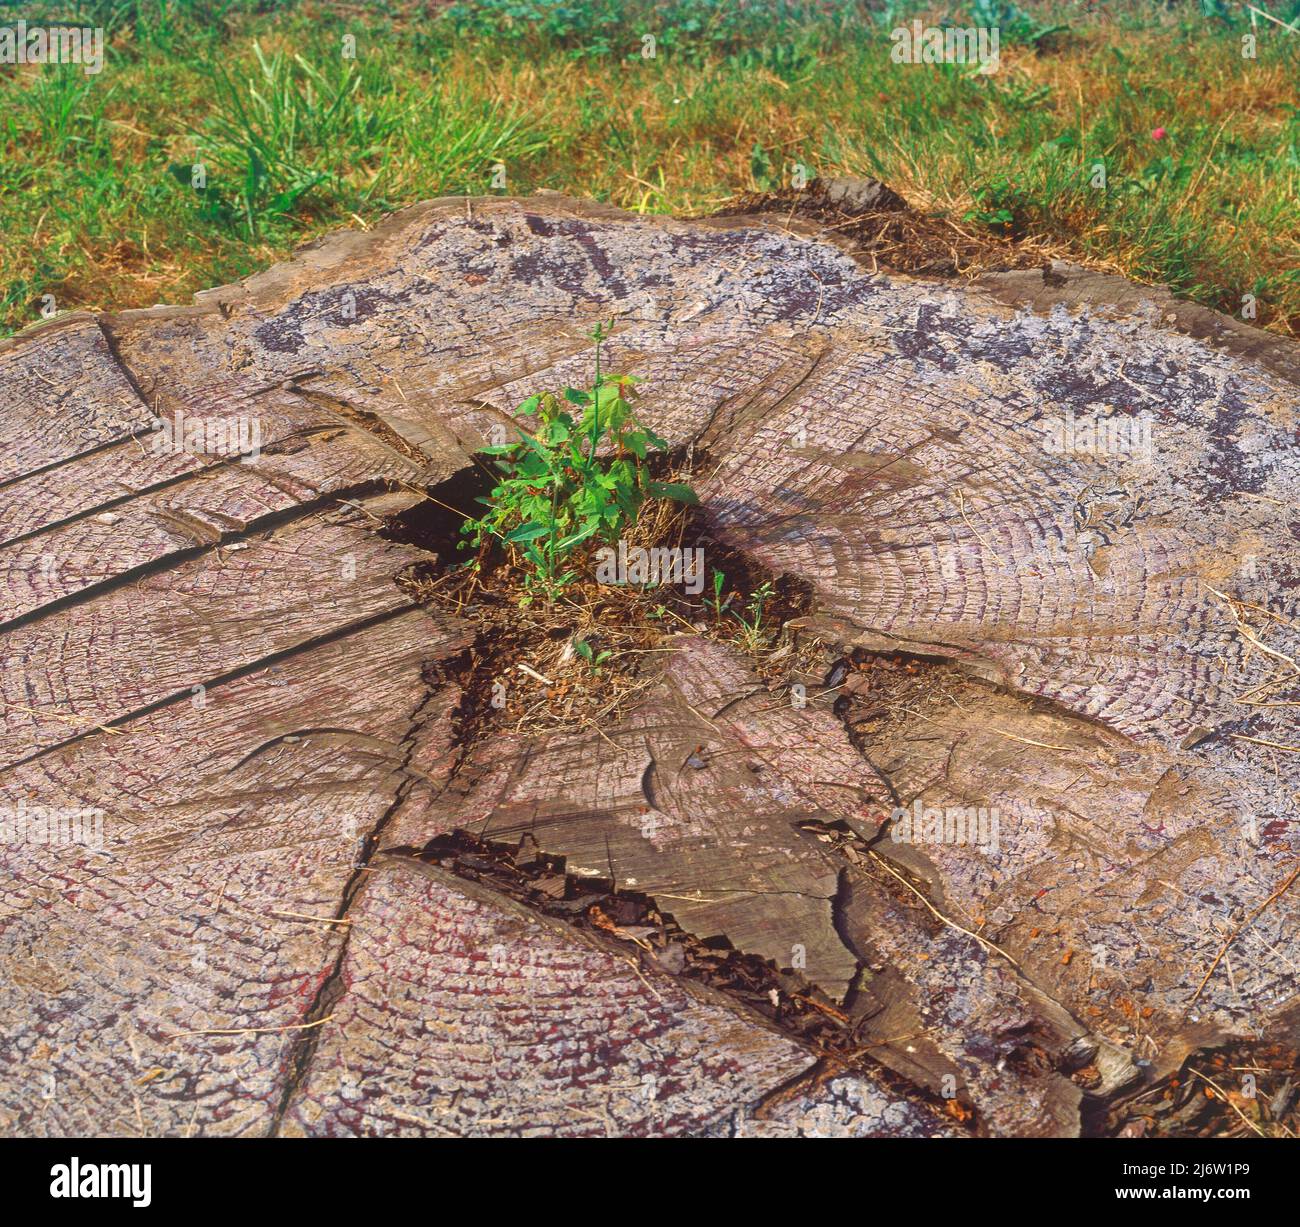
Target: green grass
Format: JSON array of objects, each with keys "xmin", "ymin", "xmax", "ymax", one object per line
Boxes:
[{"xmin": 2, "ymin": 0, "xmax": 1298, "ymax": 337}]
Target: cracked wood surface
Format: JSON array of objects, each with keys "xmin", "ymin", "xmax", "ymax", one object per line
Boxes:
[
  {"xmin": 279, "ymin": 857, "xmax": 957, "ymax": 1138},
  {"xmin": 0, "ymin": 607, "xmax": 466, "ymax": 1136},
  {"xmin": 400, "ymin": 636, "xmax": 1101, "ymax": 1135},
  {"xmin": 399, "ymin": 636, "xmax": 872, "ymax": 1001},
  {"xmin": 0, "ymin": 319, "xmax": 155, "ymax": 485},
  {"xmin": 2, "ymin": 188, "xmax": 1296, "ymax": 1136}
]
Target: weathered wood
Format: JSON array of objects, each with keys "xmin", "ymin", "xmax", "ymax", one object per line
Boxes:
[
  {"xmin": 0, "ymin": 609, "xmax": 467, "ymax": 1136},
  {"xmin": 0, "ymin": 512, "xmax": 428, "ymax": 768},
  {"xmin": 0, "ymin": 317, "xmax": 155, "ymax": 485},
  {"xmin": 397, "ymin": 634, "xmax": 1106, "ymax": 1135},
  {"xmin": 0, "ymin": 435, "xmax": 201, "ymax": 545},
  {"xmin": 715, "ymin": 1074, "xmax": 962, "ymax": 1138},
  {"xmin": 838, "ymin": 855, "xmax": 1102, "ymax": 1138},
  {"xmin": 0, "ymin": 436, "xmax": 419, "ymax": 625},
  {"xmin": 2, "ymin": 187, "xmax": 1296, "ymax": 1137},
  {"xmin": 279, "ymin": 859, "xmax": 957, "ymax": 1138},
  {"xmin": 840, "ymin": 666, "xmax": 1287, "ymax": 1077},
  {"xmin": 399, "ymin": 636, "xmax": 872, "ymax": 998}
]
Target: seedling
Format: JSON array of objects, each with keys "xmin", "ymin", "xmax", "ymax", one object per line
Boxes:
[
  {"xmin": 709, "ymin": 567, "xmax": 729, "ymax": 619},
  {"xmin": 460, "ymin": 323, "xmax": 697, "ymax": 604},
  {"xmin": 730, "ymin": 580, "xmax": 776, "ymax": 652},
  {"xmin": 574, "ymin": 639, "xmax": 612, "ymax": 672}
]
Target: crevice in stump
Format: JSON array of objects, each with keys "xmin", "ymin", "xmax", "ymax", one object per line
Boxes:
[
  {"xmin": 383, "ymin": 825, "xmax": 976, "ymax": 1134},
  {"xmin": 269, "ymin": 669, "xmax": 464, "ymax": 1136}
]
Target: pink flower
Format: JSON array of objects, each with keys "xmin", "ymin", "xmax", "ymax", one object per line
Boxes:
[{"xmin": 1151, "ymin": 127, "xmax": 1167, "ymax": 141}]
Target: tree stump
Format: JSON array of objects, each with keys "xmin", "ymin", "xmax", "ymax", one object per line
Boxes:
[{"xmin": 1, "ymin": 185, "xmax": 1295, "ymax": 1137}]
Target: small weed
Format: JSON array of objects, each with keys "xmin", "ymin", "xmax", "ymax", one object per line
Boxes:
[
  {"xmin": 964, "ymin": 175, "xmax": 1022, "ymax": 234},
  {"xmin": 966, "ymin": 0, "xmax": 1068, "ymax": 51},
  {"xmin": 709, "ymin": 568, "xmax": 729, "ymax": 620},
  {"xmin": 749, "ymin": 140, "xmax": 776, "ymax": 191},
  {"xmin": 573, "ymin": 639, "xmax": 613, "ymax": 672},
  {"xmin": 730, "ymin": 580, "xmax": 777, "ymax": 652}
]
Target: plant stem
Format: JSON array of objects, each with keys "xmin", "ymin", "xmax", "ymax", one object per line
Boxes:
[
  {"xmin": 587, "ymin": 328, "xmax": 603, "ymax": 471},
  {"xmin": 546, "ymin": 468, "xmax": 559, "ymax": 606}
]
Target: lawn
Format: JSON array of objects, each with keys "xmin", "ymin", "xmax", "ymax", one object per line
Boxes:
[{"xmin": 2, "ymin": 0, "xmax": 1298, "ymax": 337}]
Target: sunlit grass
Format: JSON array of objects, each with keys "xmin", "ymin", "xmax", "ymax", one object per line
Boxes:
[{"xmin": 2, "ymin": 0, "xmax": 1297, "ymax": 336}]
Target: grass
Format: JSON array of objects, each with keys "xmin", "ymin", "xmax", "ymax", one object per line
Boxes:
[{"xmin": 3, "ymin": 0, "xmax": 1299, "ymax": 337}]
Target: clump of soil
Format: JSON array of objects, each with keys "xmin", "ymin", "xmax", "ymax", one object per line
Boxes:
[
  {"xmin": 384, "ymin": 455, "xmax": 823, "ymax": 740},
  {"xmin": 716, "ymin": 175, "xmax": 1067, "ymax": 279}
]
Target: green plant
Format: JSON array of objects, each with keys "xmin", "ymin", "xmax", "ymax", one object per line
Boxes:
[
  {"xmin": 709, "ymin": 567, "xmax": 728, "ymax": 619},
  {"xmin": 730, "ymin": 580, "xmax": 776, "ymax": 651},
  {"xmin": 966, "ymin": 0, "xmax": 1068, "ymax": 51},
  {"xmin": 460, "ymin": 323, "xmax": 697, "ymax": 603},
  {"xmin": 749, "ymin": 140, "xmax": 776, "ymax": 190},
  {"xmin": 573, "ymin": 638, "xmax": 612, "ymax": 671},
  {"xmin": 167, "ymin": 154, "xmax": 323, "ymax": 238},
  {"xmin": 440, "ymin": 0, "xmax": 853, "ymax": 63},
  {"xmin": 964, "ymin": 174, "xmax": 1019, "ymax": 230}
]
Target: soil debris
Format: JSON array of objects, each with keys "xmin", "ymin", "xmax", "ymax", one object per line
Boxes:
[{"xmin": 715, "ymin": 176, "xmax": 1075, "ymax": 280}]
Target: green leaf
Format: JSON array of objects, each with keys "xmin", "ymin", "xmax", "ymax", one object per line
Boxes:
[
  {"xmin": 603, "ymin": 399, "xmax": 629, "ymax": 431},
  {"xmin": 512, "ymin": 430, "xmax": 556, "ymax": 460},
  {"xmin": 505, "ymin": 522, "xmax": 552, "ymax": 544},
  {"xmin": 554, "ymin": 521, "xmax": 598, "ymax": 550},
  {"xmin": 648, "ymin": 481, "xmax": 699, "ymax": 505},
  {"xmin": 517, "ymin": 394, "xmax": 541, "ymax": 416},
  {"xmin": 516, "ymin": 452, "xmax": 550, "ymax": 477}
]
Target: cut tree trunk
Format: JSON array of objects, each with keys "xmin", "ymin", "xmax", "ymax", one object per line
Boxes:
[{"xmin": 1, "ymin": 185, "xmax": 1295, "ymax": 1137}]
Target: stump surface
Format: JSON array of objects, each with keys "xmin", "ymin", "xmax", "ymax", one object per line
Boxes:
[{"xmin": 2, "ymin": 188, "xmax": 1296, "ymax": 1137}]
